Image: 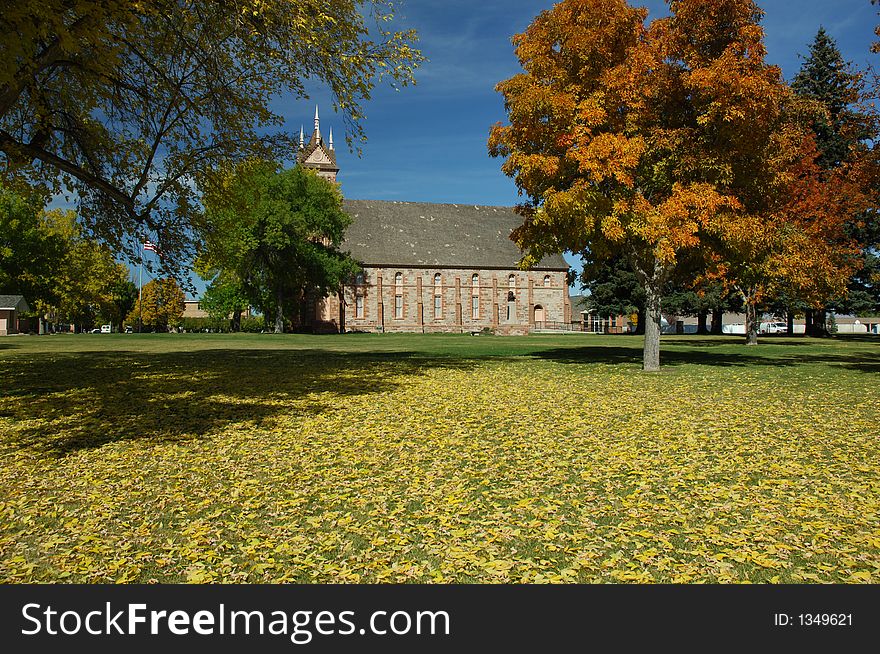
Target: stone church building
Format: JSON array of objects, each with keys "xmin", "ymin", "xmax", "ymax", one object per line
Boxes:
[{"xmin": 297, "ymin": 109, "xmax": 571, "ymax": 335}]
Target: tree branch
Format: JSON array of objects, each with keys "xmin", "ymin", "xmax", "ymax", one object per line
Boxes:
[
  {"xmin": 0, "ymin": 128, "xmax": 137, "ymax": 219},
  {"xmin": 0, "ymin": 12, "xmax": 95, "ymax": 118}
]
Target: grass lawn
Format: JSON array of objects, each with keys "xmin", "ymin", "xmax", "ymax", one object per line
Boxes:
[{"xmin": 1, "ymin": 332, "xmax": 878, "ymax": 583}]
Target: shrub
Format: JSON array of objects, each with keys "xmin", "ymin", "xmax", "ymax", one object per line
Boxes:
[{"xmin": 239, "ymin": 316, "xmax": 266, "ymax": 333}]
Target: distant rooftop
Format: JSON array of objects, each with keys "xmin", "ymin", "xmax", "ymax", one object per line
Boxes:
[{"xmin": 0, "ymin": 295, "xmax": 29, "ymax": 311}]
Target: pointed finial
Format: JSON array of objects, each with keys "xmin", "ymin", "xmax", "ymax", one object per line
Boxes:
[
  {"xmin": 329, "ymin": 127, "xmax": 334, "ymax": 151},
  {"xmin": 314, "ymin": 105, "xmax": 320, "ymax": 140},
  {"xmin": 299, "ymin": 125, "xmax": 304, "ymax": 148}
]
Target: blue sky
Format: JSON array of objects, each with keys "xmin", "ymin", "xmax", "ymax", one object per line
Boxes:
[
  {"xmin": 186, "ymin": 0, "xmax": 880, "ymax": 296},
  {"xmin": 290, "ymin": 1, "xmax": 878, "ymax": 201}
]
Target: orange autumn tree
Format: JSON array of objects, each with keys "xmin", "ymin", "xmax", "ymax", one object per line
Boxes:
[
  {"xmin": 707, "ymin": 132, "xmax": 866, "ymax": 345},
  {"xmin": 489, "ymin": 0, "xmax": 801, "ymax": 370}
]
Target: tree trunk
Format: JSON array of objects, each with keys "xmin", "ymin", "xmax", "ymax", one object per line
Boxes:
[
  {"xmin": 697, "ymin": 310, "xmax": 709, "ymax": 335},
  {"xmin": 710, "ymin": 308, "xmax": 723, "ymax": 335},
  {"xmin": 232, "ymin": 308, "xmax": 242, "ymax": 332},
  {"xmin": 804, "ymin": 309, "xmax": 813, "ymax": 336},
  {"xmin": 274, "ymin": 287, "xmax": 284, "ymax": 334},
  {"xmin": 745, "ymin": 298, "xmax": 758, "ymax": 346},
  {"xmin": 643, "ymin": 276, "xmax": 662, "ymax": 372},
  {"xmin": 786, "ymin": 310, "xmax": 794, "ymax": 336},
  {"xmin": 812, "ymin": 309, "xmax": 827, "ymax": 337}
]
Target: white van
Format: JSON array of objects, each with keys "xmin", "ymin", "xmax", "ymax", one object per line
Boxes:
[{"xmin": 760, "ymin": 321, "xmax": 787, "ymax": 334}]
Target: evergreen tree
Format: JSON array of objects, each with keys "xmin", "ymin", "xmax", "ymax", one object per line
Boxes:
[
  {"xmin": 792, "ymin": 27, "xmax": 865, "ymax": 169},
  {"xmin": 791, "ymin": 28, "xmax": 872, "ymax": 332},
  {"xmin": 581, "ymin": 257, "xmax": 644, "ymax": 332}
]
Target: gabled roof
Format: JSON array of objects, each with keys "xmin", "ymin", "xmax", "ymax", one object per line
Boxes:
[
  {"xmin": 299, "ymin": 140, "xmax": 338, "ymax": 171},
  {"xmin": 569, "ymin": 294, "xmax": 590, "ymax": 317},
  {"xmin": 341, "ymin": 199, "xmax": 569, "ymax": 270},
  {"xmin": 0, "ymin": 295, "xmax": 29, "ymax": 312}
]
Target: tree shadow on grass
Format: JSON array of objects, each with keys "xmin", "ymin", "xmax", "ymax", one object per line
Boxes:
[
  {"xmin": 0, "ymin": 349, "xmax": 479, "ymax": 457},
  {"xmin": 3, "ymin": 339, "xmax": 877, "ymax": 458},
  {"xmin": 530, "ymin": 344, "xmax": 880, "ymax": 373},
  {"xmin": 667, "ymin": 336, "xmax": 822, "ymax": 347}
]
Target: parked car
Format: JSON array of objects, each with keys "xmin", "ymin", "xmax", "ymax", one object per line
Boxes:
[
  {"xmin": 89, "ymin": 328, "xmax": 101, "ymax": 333},
  {"xmin": 124, "ymin": 325, "xmax": 133, "ymax": 334},
  {"xmin": 100, "ymin": 324, "xmax": 111, "ymax": 333},
  {"xmin": 760, "ymin": 321, "xmax": 787, "ymax": 334}
]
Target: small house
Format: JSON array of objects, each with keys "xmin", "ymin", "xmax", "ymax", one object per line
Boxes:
[{"xmin": 0, "ymin": 295, "xmax": 30, "ymax": 335}]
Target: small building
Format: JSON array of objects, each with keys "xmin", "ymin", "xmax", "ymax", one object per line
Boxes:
[
  {"xmin": 0, "ymin": 295, "xmax": 30, "ymax": 335},
  {"xmin": 568, "ymin": 294, "xmax": 631, "ymax": 333},
  {"xmin": 183, "ymin": 300, "xmax": 252, "ymax": 321},
  {"xmin": 183, "ymin": 300, "xmax": 210, "ymax": 319}
]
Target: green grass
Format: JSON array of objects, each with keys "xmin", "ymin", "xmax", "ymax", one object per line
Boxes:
[{"xmin": 1, "ymin": 332, "xmax": 878, "ymax": 583}]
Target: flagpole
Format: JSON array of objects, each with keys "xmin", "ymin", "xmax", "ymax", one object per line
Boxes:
[{"xmin": 138, "ymin": 244, "xmax": 143, "ymax": 334}]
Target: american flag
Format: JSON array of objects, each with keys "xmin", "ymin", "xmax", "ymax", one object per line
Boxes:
[{"xmin": 143, "ymin": 241, "xmax": 158, "ymax": 253}]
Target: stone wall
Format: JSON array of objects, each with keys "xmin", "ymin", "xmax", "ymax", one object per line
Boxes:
[{"xmin": 317, "ymin": 267, "xmax": 570, "ymax": 334}]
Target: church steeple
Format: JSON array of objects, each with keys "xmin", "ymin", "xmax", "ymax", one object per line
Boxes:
[
  {"xmin": 313, "ymin": 105, "xmax": 321, "ymax": 142},
  {"xmin": 297, "ymin": 105, "xmax": 339, "ymax": 183}
]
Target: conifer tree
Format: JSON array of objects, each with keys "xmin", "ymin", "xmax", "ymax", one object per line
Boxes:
[
  {"xmin": 792, "ymin": 28, "xmax": 874, "ymax": 332},
  {"xmin": 792, "ymin": 28, "xmax": 864, "ymax": 169}
]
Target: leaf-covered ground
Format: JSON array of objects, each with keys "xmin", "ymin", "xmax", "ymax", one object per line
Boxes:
[{"xmin": 1, "ymin": 333, "xmax": 878, "ymax": 583}]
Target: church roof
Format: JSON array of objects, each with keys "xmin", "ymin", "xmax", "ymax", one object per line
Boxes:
[{"xmin": 342, "ymin": 199, "xmax": 569, "ymax": 271}]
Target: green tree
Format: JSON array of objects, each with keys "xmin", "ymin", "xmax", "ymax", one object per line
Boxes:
[
  {"xmin": 126, "ymin": 277, "xmax": 185, "ymax": 332},
  {"xmin": 582, "ymin": 256, "xmax": 644, "ymax": 333},
  {"xmin": 38, "ymin": 208, "xmax": 132, "ymax": 331},
  {"xmin": 1, "ymin": 1, "xmax": 422, "ymax": 271},
  {"xmin": 199, "ymin": 163, "xmax": 360, "ymax": 333},
  {"xmin": 104, "ymin": 278, "xmax": 138, "ymax": 330},
  {"xmin": 200, "ymin": 275, "xmax": 250, "ymax": 331},
  {"xmin": 0, "ymin": 185, "xmax": 65, "ymax": 306}
]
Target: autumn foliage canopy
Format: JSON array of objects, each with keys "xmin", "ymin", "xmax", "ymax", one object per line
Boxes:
[{"xmin": 489, "ymin": 0, "xmax": 870, "ymax": 367}]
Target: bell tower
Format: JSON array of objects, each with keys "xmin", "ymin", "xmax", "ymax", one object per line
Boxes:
[{"xmin": 297, "ymin": 106, "xmax": 339, "ymax": 183}]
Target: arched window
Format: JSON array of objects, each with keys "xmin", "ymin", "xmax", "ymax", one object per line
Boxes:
[
  {"xmin": 394, "ymin": 272, "xmax": 403, "ymax": 319},
  {"xmin": 471, "ymin": 274, "xmax": 480, "ymax": 319},
  {"xmin": 506, "ymin": 291, "xmax": 516, "ymax": 321},
  {"xmin": 355, "ymin": 292, "xmax": 364, "ymax": 318},
  {"xmin": 543, "ymin": 275, "xmax": 551, "ymax": 287},
  {"xmin": 508, "ymin": 274, "xmax": 516, "ymax": 288},
  {"xmin": 355, "ymin": 272, "xmax": 365, "ymax": 286},
  {"xmin": 433, "ymin": 273, "xmax": 442, "ymax": 320}
]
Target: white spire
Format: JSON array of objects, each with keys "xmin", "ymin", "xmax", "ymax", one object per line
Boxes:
[
  {"xmin": 299, "ymin": 125, "xmax": 304, "ymax": 148},
  {"xmin": 329, "ymin": 127, "xmax": 334, "ymax": 151},
  {"xmin": 314, "ymin": 105, "xmax": 321, "ymax": 140}
]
